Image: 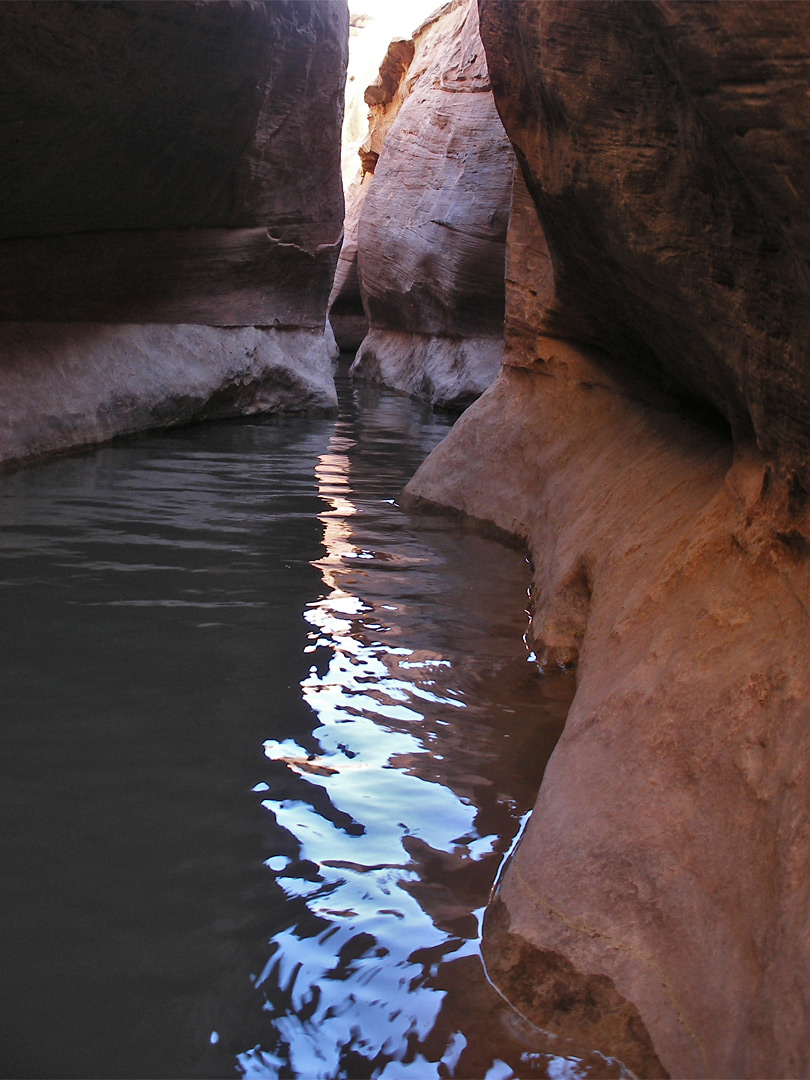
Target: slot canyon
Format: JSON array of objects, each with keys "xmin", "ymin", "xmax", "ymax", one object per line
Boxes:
[{"xmin": 2, "ymin": 2, "xmax": 810, "ymax": 1078}]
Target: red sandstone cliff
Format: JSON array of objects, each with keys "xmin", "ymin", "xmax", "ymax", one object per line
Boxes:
[
  {"xmin": 349, "ymin": 0, "xmax": 514, "ymax": 409},
  {"xmin": 0, "ymin": 0, "xmax": 347, "ymax": 467},
  {"xmin": 406, "ymin": 2, "xmax": 810, "ymax": 1076}
]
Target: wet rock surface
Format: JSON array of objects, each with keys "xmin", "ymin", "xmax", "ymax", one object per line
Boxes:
[
  {"xmin": 0, "ymin": 0, "xmax": 346, "ymax": 464},
  {"xmin": 350, "ymin": 0, "xmax": 514, "ymax": 408},
  {"xmin": 406, "ymin": 1, "xmax": 810, "ymax": 1075}
]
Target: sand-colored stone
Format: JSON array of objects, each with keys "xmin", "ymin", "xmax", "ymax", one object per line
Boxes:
[
  {"xmin": 332, "ymin": 2, "xmax": 439, "ymax": 351},
  {"xmin": 329, "ymin": 35, "xmax": 415, "ymax": 351},
  {"xmin": 353, "ymin": 328, "xmax": 503, "ymax": 410},
  {"xmin": 407, "ymin": 337, "xmax": 810, "ymax": 1078},
  {"xmin": 351, "ymin": 0, "xmax": 514, "ymax": 408},
  {"xmin": 406, "ymin": 2, "xmax": 810, "ymax": 1075},
  {"xmin": 0, "ymin": 324, "xmax": 337, "ymax": 471}
]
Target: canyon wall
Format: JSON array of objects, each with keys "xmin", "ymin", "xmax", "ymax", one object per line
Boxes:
[
  {"xmin": 348, "ymin": 0, "xmax": 514, "ymax": 409},
  {"xmin": 329, "ymin": 34, "xmax": 415, "ymax": 351},
  {"xmin": 406, "ymin": 2, "xmax": 810, "ymax": 1076},
  {"xmin": 0, "ymin": 0, "xmax": 347, "ymax": 468}
]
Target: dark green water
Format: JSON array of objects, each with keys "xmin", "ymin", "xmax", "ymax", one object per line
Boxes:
[{"xmin": 0, "ymin": 368, "xmax": 626, "ymax": 1079}]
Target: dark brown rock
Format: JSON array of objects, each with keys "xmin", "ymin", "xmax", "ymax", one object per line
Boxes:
[
  {"xmin": 0, "ymin": 0, "xmax": 346, "ymax": 463},
  {"xmin": 0, "ymin": 228, "xmax": 337, "ymax": 326},
  {"xmin": 351, "ymin": 0, "xmax": 514, "ymax": 408},
  {"xmin": 0, "ymin": 1, "xmax": 345, "ymax": 243}
]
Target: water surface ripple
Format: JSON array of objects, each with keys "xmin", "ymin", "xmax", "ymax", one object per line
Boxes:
[{"xmin": 0, "ymin": 369, "xmax": 625, "ymax": 1079}]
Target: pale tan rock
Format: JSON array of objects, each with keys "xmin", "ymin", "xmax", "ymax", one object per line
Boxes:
[
  {"xmin": 351, "ymin": 0, "xmax": 514, "ymax": 408},
  {"xmin": 358, "ymin": 36, "xmax": 418, "ymax": 175},
  {"xmin": 330, "ymin": 35, "xmax": 416, "ymax": 350},
  {"xmin": 407, "ymin": 341, "xmax": 810, "ymax": 1079},
  {"xmin": 0, "ymin": 324, "xmax": 337, "ymax": 471},
  {"xmin": 328, "ymin": 173, "xmax": 373, "ymax": 350},
  {"xmin": 353, "ymin": 328, "xmax": 503, "ymax": 409},
  {"xmin": 405, "ymin": 2, "xmax": 810, "ymax": 1075},
  {"xmin": 340, "ymin": 2, "xmax": 437, "ymax": 187},
  {"xmin": 332, "ymin": 2, "xmax": 438, "ymax": 350}
]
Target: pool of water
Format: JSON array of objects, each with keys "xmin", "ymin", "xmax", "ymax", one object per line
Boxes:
[{"xmin": 0, "ymin": 365, "xmax": 627, "ymax": 1079}]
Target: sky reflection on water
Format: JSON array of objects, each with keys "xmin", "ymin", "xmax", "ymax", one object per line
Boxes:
[{"xmin": 235, "ymin": 379, "xmax": 628, "ymax": 1080}]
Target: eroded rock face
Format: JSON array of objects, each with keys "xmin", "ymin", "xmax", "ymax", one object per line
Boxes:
[
  {"xmin": 479, "ymin": 0, "xmax": 810, "ymax": 509},
  {"xmin": 329, "ymin": 35, "xmax": 416, "ymax": 351},
  {"xmin": 406, "ymin": 2, "xmax": 810, "ymax": 1075},
  {"xmin": 0, "ymin": 0, "xmax": 347, "ymax": 466},
  {"xmin": 0, "ymin": 325, "xmax": 336, "ymax": 467},
  {"xmin": 351, "ymin": 0, "xmax": 514, "ymax": 408}
]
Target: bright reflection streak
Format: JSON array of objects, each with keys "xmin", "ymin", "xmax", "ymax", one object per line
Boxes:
[
  {"xmin": 244, "ymin": 433, "xmax": 478, "ymax": 1077},
  {"xmin": 240, "ymin": 388, "xmax": 629, "ymax": 1080}
]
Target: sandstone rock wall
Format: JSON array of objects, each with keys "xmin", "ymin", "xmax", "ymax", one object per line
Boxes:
[
  {"xmin": 480, "ymin": 0, "xmax": 810, "ymax": 510},
  {"xmin": 350, "ymin": 0, "xmax": 514, "ymax": 409},
  {"xmin": 405, "ymin": 1, "xmax": 810, "ymax": 1075},
  {"xmin": 0, "ymin": 0, "xmax": 347, "ymax": 467},
  {"xmin": 329, "ymin": 35, "xmax": 415, "ymax": 351}
]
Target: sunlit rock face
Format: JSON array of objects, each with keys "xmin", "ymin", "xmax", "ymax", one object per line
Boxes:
[
  {"xmin": 0, "ymin": 0, "xmax": 347, "ymax": 466},
  {"xmin": 329, "ymin": 0, "xmax": 438, "ymax": 352},
  {"xmin": 350, "ymin": 0, "xmax": 514, "ymax": 409},
  {"xmin": 406, "ymin": 1, "xmax": 810, "ymax": 1076},
  {"xmin": 329, "ymin": 33, "xmax": 416, "ymax": 351}
]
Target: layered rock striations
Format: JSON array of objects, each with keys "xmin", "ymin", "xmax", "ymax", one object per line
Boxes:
[
  {"xmin": 329, "ymin": 34, "xmax": 416, "ymax": 351},
  {"xmin": 479, "ymin": 0, "xmax": 810, "ymax": 506},
  {"xmin": 0, "ymin": 0, "xmax": 347, "ymax": 467},
  {"xmin": 350, "ymin": 0, "xmax": 514, "ymax": 409},
  {"xmin": 406, "ymin": 2, "xmax": 810, "ymax": 1076}
]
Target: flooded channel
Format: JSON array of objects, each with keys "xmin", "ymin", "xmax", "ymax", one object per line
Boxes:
[{"xmin": 0, "ymin": 364, "xmax": 625, "ymax": 1079}]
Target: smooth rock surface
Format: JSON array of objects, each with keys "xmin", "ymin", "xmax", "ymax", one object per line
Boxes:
[
  {"xmin": 351, "ymin": 0, "xmax": 514, "ymax": 408},
  {"xmin": 0, "ymin": 0, "xmax": 346, "ymax": 463},
  {"xmin": 327, "ymin": 173, "xmax": 372, "ymax": 350},
  {"xmin": 405, "ymin": 1, "xmax": 810, "ymax": 1075},
  {"xmin": 0, "ymin": 325, "xmax": 337, "ymax": 471},
  {"xmin": 479, "ymin": 0, "xmax": 810, "ymax": 506},
  {"xmin": 407, "ymin": 344, "xmax": 810, "ymax": 1078},
  {"xmin": 355, "ymin": 329, "xmax": 503, "ymax": 410},
  {"xmin": 330, "ymin": 34, "xmax": 416, "ymax": 350},
  {"xmin": 0, "ymin": 1, "xmax": 345, "ymax": 243},
  {"xmin": 340, "ymin": 1, "xmax": 438, "ymax": 187}
]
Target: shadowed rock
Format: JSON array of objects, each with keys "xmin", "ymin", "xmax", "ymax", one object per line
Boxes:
[
  {"xmin": 0, "ymin": 0, "xmax": 347, "ymax": 466},
  {"xmin": 480, "ymin": 0, "xmax": 810, "ymax": 508}
]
